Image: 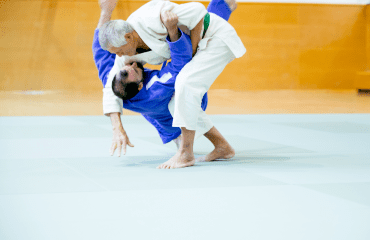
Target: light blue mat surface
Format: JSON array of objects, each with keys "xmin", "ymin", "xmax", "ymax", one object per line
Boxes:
[{"xmin": 1, "ymin": 114, "xmax": 370, "ymax": 240}]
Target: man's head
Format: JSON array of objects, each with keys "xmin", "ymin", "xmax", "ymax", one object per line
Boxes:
[
  {"xmin": 99, "ymin": 20, "xmax": 137, "ymax": 57},
  {"xmin": 112, "ymin": 62, "xmax": 145, "ymax": 100}
]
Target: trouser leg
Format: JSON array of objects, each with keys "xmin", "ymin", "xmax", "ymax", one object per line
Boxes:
[
  {"xmin": 172, "ymin": 37, "xmax": 235, "ymax": 130},
  {"xmin": 169, "ymin": 95, "xmax": 213, "ymax": 141}
]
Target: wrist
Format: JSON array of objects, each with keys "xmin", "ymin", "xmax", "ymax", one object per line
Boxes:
[
  {"xmin": 168, "ymin": 28, "xmax": 180, "ymax": 42},
  {"xmin": 112, "ymin": 121, "xmax": 124, "ymax": 131},
  {"xmin": 168, "ymin": 27, "xmax": 178, "ymax": 35},
  {"xmin": 110, "ymin": 113, "xmax": 122, "ymax": 128},
  {"xmin": 113, "ymin": 126, "xmax": 124, "ymax": 132}
]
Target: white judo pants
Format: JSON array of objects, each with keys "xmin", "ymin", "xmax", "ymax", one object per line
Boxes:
[
  {"xmin": 168, "ymin": 94, "xmax": 214, "ymax": 140},
  {"xmin": 168, "ymin": 36, "xmax": 235, "ymax": 138}
]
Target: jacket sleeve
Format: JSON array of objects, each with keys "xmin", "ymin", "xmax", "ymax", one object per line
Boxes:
[
  {"xmin": 103, "ymin": 88, "xmax": 124, "ymax": 116},
  {"xmin": 92, "ymin": 29, "xmax": 116, "ymax": 87},
  {"xmin": 102, "ymin": 57, "xmax": 124, "ymax": 116},
  {"xmin": 165, "ymin": 29, "xmax": 192, "ymax": 73}
]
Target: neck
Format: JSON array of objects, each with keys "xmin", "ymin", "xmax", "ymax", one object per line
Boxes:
[{"xmin": 133, "ymin": 31, "xmax": 150, "ymax": 50}]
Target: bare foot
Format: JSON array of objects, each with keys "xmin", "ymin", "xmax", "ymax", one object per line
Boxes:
[
  {"xmin": 196, "ymin": 144, "xmax": 235, "ymax": 162},
  {"xmin": 157, "ymin": 151, "xmax": 195, "ymax": 169},
  {"xmin": 225, "ymin": 0, "xmax": 237, "ymax": 12}
]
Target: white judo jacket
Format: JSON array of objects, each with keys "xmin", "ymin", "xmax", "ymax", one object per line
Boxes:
[{"xmin": 103, "ymin": 0, "xmax": 246, "ymax": 115}]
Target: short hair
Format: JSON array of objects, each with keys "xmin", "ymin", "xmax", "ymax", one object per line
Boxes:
[
  {"xmin": 99, "ymin": 20, "xmax": 134, "ymax": 50},
  {"xmin": 112, "ymin": 62, "xmax": 145, "ymax": 100}
]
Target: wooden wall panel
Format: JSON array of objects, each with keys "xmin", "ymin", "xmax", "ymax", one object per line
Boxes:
[
  {"xmin": 366, "ymin": 4, "xmax": 370, "ymax": 70},
  {"xmin": 0, "ymin": 1, "xmax": 368, "ymax": 91},
  {"xmin": 298, "ymin": 4, "xmax": 366, "ymax": 89},
  {"xmin": 221, "ymin": 3, "xmax": 300, "ymax": 90}
]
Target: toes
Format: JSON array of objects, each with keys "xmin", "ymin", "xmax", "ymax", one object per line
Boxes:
[{"xmin": 157, "ymin": 163, "xmax": 172, "ymax": 169}]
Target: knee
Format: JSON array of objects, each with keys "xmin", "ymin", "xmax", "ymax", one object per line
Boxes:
[{"xmin": 174, "ymin": 74, "xmax": 206, "ymax": 102}]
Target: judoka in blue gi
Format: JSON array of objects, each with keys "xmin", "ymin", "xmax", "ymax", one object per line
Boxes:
[{"xmin": 93, "ymin": 0, "xmax": 236, "ymax": 168}]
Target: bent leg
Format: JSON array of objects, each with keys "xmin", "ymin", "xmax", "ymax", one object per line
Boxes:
[
  {"xmin": 169, "ymin": 95, "xmax": 214, "ymax": 151},
  {"xmin": 161, "ymin": 39, "xmax": 234, "ymax": 169},
  {"xmin": 157, "ymin": 127, "xmax": 196, "ymax": 169},
  {"xmin": 172, "ymin": 37, "xmax": 234, "ymax": 130}
]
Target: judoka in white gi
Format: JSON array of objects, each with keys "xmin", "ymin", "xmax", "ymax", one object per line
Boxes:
[
  {"xmin": 94, "ymin": 0, "xmax": 235, "ymax": 164},
  {"xmin": 98, "ymin": 0, "xmax": 246, "ymax": 169}
]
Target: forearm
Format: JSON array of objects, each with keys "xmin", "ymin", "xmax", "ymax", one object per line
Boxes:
[
  {"xmin": 190, "ymin": 19, "xmax": 203, "ymax": 56},
  {"xmin": 109, "ymin": 111, "xmax": 134, "ymax": 156},
  {"xmin": 168, "ymin": 28, "xmax": 180, "ymax": 42},
  {"xmin": 166, "ymin": 29, "xmax": 192, "ymax": 71},
  {"xmin": 97, "ymin": 0, "xmax": 117, "ymax": 28},
  {"xmin": 97, "ymin": 10, "xmax": 113, "ymax": 29},
  {"xmin": 109, "ymin": 112, "xmax": 124, "ymax": 131}
]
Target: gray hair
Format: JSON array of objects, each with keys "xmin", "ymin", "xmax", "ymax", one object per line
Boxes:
[{"xmin": 98, "ymin": 20, "xmax": 134, "ymax": 50}]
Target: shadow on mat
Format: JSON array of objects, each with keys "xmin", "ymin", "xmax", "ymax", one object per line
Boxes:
[{"xmin": 117, "ymin": 154, "xmax": 320, "ymax": 169}]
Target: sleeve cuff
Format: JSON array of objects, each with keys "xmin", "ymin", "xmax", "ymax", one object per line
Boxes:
[
  {"xmin": 103, "ymin": 87, "xmax": 123, "ymax": 116},
  {"xmin": 166, "ymin": 28, "xmax": 184, "ymax": 46}
]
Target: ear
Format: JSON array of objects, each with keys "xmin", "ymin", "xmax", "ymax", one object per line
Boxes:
[
  {"xmin": 124, "ymin": 32, "xmax": 132, "ymax": 42},
  {"xmin": 138, "ymin": 82, "xmax": 144, "ymax": 91}
]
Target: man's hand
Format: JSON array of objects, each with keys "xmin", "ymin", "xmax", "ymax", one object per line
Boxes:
[
  {"xmin": 161, "ymin": 10, "xmax": 178, "ymax": 31},
  {"xmin": 110, "ymin": 127, "xmax": 134, "ymax": 157},
  {"xmin": 161, "ymin": 10, "xmax": 180, "ymax": 42},
  {"xmin": 109, "ymin": 112, "xmax": 134, "ymax": 157},
  {"xmin": 99, "ymin": 0, "xmax": 117, "ymax": 14}
]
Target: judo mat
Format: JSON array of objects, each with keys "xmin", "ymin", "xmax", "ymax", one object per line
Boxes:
[{"xmin": 0, "ymin": 114, "xmax": 370, "ymax": 240}]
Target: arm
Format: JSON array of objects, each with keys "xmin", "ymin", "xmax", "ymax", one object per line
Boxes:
[
  {"xmin": 95, "ymin": 0, "xmax": 134, "ymax": 156},
  {"xmin": 161, "ymin": 10, "xmax": 181, "ymax": 42},
  {"xmin": 92, "ymin": 29, "xmax": 115, "ymax": 87},
  {"xmin": 93, "ymin": 0, "xmax": 118, "ymax": 86},
  {"xmin": 170, "ymin": 0, "xmax": 233, "ymax": 56},
  {"xmin": 97, "ymin": 0, "xmax": 117, "ymax": 28},
  {"xmin": 168, "ymin": 2, "xmax": 207, "ymax": 56},
  {"xmin": 103, "ymin": 60, "xmax": 135, "ymax": 157},
  {"xmin": 190, "ymin": 0, "xmax": 233, "ymax": 55},
  {"xmin": 93, "ymin": 11, "xmax": 123, "ymax": 117},
  {"xmin": 190, "ymin": 20, "xmax": 202, "ymax": 56},
  {"xmin": 103, "ymin": 72, "xmax": 135, "ymax": 157},
  {"xmin": 160, "ymin": 10, "xmax": 192, "ymax": 73},
  {"xmin": 166, "ymin": 31, "xmax": 192, "ymax": 73}
]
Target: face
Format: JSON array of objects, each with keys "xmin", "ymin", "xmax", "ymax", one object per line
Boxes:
[
  {"xmin": 107, "ymin": 33, "xmax": 137, "ymax": 57},
  {"xmin": 116, "ymin": 62, "xmax": 144, "ymax": 89}
]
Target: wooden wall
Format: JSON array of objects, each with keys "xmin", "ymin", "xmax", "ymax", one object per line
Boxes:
[
  {"xmin": 367, "ymin": 4, "xmax": 370, "ymax": 70},
  {"xmin": 0, "ymin": 0, "xmax": 368, "ymax": 91}
]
